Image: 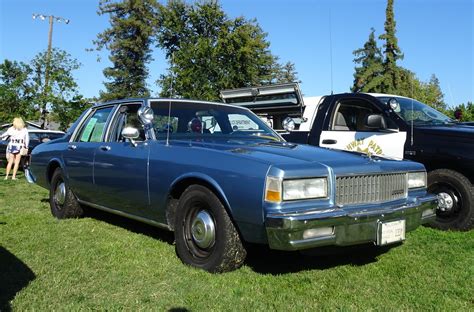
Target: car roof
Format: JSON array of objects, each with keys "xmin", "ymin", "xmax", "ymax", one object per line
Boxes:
[
  {"xmin": 93, "ymin": 97, "xmax": 251, "ymax": 111},
  {"xmin": 365, "ymin": 93, "xmax": 413, "ymax": 100}
]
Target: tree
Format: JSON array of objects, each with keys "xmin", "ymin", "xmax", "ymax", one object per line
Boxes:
[
  {"xmin": 94, "ymin": 0, "xmax": 159, "ymax": 101},
  {"xmin": 0, "ymin": 60, "xmax": 35, "ymax": 123},
  {"xmin": 448, "ymin": 102, "xmax": 474, "ymax": 121},
  {"xmin": 273, "ymin": 61, "xmax": 301, "ymax": 84},
  {"xmin": 155, "ymin": 0, "xmax": 298, "ymax": 101},
  {"xmin": 379, "ymin": 0, "xmax": 404, "ymax": 94},
  {"xmin": 50, "ymin": 95, "xmax": 92, "ymax": 131},
  {"xmin": 351, "ymin": 28, "xmax": 384, "ymax": 92},
  {"xmin": 30, "ymin": 49, "xmax": 82, "ymax": 129}
]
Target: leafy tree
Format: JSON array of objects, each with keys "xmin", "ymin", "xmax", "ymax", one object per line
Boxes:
[
  {"xmin": 155, "ymin": 0, "xmax": 298, "ymax": 101},
  {"xmin": 30, "ymin": 49, "xmax": 82, "ymax": 129},
  {"xmin": 94, "ymin": 0, "xmax": 159, "ymax": 101},
  {"xmin": 448, "ymin": 102, "xmax": 474, "ymax": 121},
  {"xmin": 351, "ymin": 28, "xmax": 384, "ymax": 92},
  {"xmin": 0, "ymin": 60, "xmax": 35, "ymax": 123},
  {"xmin": 51, "ymin": 95, "xmax": 93, "ymax": 131}
]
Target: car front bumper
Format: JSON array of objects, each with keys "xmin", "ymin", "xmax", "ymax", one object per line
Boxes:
[{"xmin": 265, "ymin": 194, "xmax": 437, "ymax": 251}]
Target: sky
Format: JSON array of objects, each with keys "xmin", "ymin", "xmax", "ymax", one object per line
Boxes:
[{"xmin": 1, "ymin": 0, "xmax": 473, "ymax": 107}]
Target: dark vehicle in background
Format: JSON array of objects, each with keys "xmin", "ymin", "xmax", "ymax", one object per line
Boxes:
[
  {"xmin": 0, "ymin": 122, "xmax": 65, "ymax": 168},
  {"xmin": 29, "ymin": 98, "xmax": 436, "ymax": 272},
  {"xmin": 221, "ymin": 83, "xmax": 473, "ymax": 231}
]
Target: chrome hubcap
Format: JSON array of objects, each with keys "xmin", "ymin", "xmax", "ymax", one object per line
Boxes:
[
  {"xmin": 54, "ymin": 182, "xmax": 66, "ymax": 206},
  {"xmin": 191, "ymin": 210, "xmax": 215, "ymax": 249},
  {"xmin": 437, "ymin": 192, "xmax": 454, "ymax": 211}
]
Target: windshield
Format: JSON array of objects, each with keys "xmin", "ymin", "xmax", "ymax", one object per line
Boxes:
[
  {"xmin": 377, "ymin": 96, "xmax": 453, "ymax": 125},
  {"xmin": 150, "ymin": 101, "xmax": 283, "ymax": 142}
]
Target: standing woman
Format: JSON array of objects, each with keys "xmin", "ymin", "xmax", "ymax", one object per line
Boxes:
[{"xmin": 1, "ymin": 117, "xmax": 29, "ymax": 180}]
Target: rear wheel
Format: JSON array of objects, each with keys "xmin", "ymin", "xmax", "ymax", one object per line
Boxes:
[
  {"xmin": 428, "ymin": 169, "xmax": 473, "ymax": 231},
  {"xmin": 174, "ymin": 185, "xmax": 246, "ymax": 273},
  {"xmin": 49, "ymin": 168, "xmax": 84, "ymax": 219}
]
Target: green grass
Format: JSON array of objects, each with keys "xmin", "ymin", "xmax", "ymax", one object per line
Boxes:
[{"xmin": 1, "ymin": 168, "xmax": 473, "ymax": 311}]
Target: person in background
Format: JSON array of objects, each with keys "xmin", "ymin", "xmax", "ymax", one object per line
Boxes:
[{"xmin": 1, "ymin": 117, "xmax": 29, "ymax": 180}]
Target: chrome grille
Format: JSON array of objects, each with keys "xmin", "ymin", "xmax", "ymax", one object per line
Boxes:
[{"xmin": 335, "ymin": 173, "xmax": 407, "ymax": 206}]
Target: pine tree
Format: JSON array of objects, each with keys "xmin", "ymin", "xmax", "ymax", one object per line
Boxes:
[
  {"xmin": 94, "ymin": 0, "xmax": 159, "ymax": 101},
  {"xmin": 351, "ymin": 28, "xmax": 384, "ymax": 92},
  {"xmin": 379, "ymin": 0, "xmax": 404, "ymax": 93}
]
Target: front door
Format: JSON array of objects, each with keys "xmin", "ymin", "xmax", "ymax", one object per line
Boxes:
[
  {"xmin": 93, "ymin": 103, "xmax": 149, "ymax": 217},
  {"xmin": 319, "ymin": 98, "xmax": 407, "ymax": 159}
]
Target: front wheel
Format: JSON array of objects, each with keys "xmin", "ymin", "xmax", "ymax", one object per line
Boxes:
[
  {"xmin": 49, "ymin": 168, "xmax": 84, "ymax": 219},
  {"xmin": 428, "ymin": 169, "xmax": 473, "ymax": 231},
  {"xmin": 174, "ymin": 185, "xmax": 246, "ymax": 273}
]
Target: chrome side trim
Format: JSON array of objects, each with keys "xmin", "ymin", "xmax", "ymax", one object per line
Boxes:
[{"xmin": 78, "ymin": 199, "xmax": 171, "ymax": 231}]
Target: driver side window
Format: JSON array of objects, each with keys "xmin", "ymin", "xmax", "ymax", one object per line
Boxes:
[
  {"xmin": 331, "ymin": 100, "xmax": 381, "ymax": 132},
  {"xmin": 110, "ymin": 104, "xmax": 146, "ymax": 142}
]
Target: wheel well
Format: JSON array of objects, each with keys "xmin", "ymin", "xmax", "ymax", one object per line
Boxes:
[
  {"xmin": 46, "ymin": 161, "xmax": 61, "ymax": 185},
  {"xmin": 166, "ymin": 177, "xmax": 230, "ymax": 231},
  {"xmin": 426, "ymin": 163, "xmax": 473, "ymax": 185}
]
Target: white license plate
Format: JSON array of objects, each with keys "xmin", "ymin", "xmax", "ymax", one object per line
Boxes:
[{"xmin": 377, "ymin": 220, "xmax": 406, "ymax": 246}]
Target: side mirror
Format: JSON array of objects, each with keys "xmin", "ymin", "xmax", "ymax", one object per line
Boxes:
[
  {"xmin": 121, "ymin": 126, "xmax": 139, "ymax": 146},
  {"xmin": 365, "ymin": 114, "xmax": 387, "ymax": 130}
]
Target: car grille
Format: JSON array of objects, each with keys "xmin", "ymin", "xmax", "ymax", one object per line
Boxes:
[{"xmin": 335, "ymin": 173, "xmax": 408, "ymax": 206}]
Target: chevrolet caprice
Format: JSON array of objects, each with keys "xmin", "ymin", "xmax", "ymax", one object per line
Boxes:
[{"xmin": 29, "ymin": 98, "xmax": 437, "ymax": 272}]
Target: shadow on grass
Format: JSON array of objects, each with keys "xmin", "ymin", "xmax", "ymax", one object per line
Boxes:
[
  {"xmin": 80, "ymin": 208, "xmax": 397, "ymax": 274},
  {"xmin": 0, "ymin": 246, "xmax": 36, "ymax": 311},
  {"xmin": 84, "ymin": 208, "xmax": 175, "ymax": 245},
  {"xmin": 244, "ymin": 243, "xmax": 397, "ymax": 275}
]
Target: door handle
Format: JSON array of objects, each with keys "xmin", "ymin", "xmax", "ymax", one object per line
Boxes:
[
  {"xmin": 68, "ymin": 144, "xmax": 77, "ymax": 150},
  {"xmin": 322, "ymin": 139, "xmax": 337, "ymax": 145},
  {"xmin": 99, "ymin": 146, "xmax": 111, "ymax": 151}
]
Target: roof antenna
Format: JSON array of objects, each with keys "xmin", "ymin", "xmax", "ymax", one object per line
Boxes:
[
  {"xmin": 166, "ymin": 52, "xmax": 175, "ymax": 147},
  {"xmin": 410, "ymin": 82, "xmax": 414, "ymax": 146},
  {"xmin": 329, "ymin": 8, "xmax": 334, "ymax": 95}
]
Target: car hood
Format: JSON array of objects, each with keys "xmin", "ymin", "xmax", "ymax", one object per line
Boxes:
[
  {"xmin": 170, "ymin": 139, "xmax": 423, "ymax": 175},
  {"xmin": 415, "ymin": 123, "xmax": 474, "ymax": 140}
]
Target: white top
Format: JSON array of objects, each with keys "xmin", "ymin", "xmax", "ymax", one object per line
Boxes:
[{"xmin": 1, "ymin": 127, "xmax": 29, "ymax": 149}]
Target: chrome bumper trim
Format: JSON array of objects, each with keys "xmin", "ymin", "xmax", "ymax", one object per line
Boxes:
[{"xmin": 265, "ymin": 194, "xmax": 437, "ymax": 251}]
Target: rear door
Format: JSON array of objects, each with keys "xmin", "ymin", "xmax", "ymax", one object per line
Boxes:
[
  {"xmin": 64, "ymin": 106, "xmax": 115, "ymax": 202},
  {"xmin": 319, "ymin": 96, "xmax": 406, "ymax": 159}
]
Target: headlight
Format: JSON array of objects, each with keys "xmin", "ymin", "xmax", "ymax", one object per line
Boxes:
[
  {"xmin": 265, "ymin": 177, "xmax": 328, "ymax": 202},
  {"xmin": 408, "ymin": 171, "xmax": 426, "ymax": 189},
  {"xmin": 283, "ymin": 178, "xmax": 328, "ymax": 201}
]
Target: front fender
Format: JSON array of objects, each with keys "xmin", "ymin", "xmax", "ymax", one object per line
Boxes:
[{"xmin": 169, "ymin": 172, "xmax": 233, "ymax": 214}]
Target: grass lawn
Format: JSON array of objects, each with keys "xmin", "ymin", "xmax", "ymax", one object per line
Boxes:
[{"xmin": 0, "ymin": 167, "xmax": 473, "ymax": 311}]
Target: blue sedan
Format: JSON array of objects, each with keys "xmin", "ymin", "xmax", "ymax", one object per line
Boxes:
[{"xmin": 29, "ymin": 98, "xmax": 437, "ymax": 272}]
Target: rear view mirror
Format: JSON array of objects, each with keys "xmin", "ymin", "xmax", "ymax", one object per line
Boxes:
[{"xmin": 365, "ymin": 114, "xmax": 387, "ymax": 130}]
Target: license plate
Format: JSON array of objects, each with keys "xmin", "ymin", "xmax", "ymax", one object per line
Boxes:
[{"xmin": 377, "ymin": 220, "xmax": 406, "ymax": 246}]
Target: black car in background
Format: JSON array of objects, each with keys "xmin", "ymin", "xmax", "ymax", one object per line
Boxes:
[{"xmin": 0, "ymin": 122, "xmax": 65, "ymax": 168}]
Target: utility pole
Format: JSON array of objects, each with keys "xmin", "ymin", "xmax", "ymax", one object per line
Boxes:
[{"xmin": 32, "ymin": 14, "xmax": 70, "ymax": 128}]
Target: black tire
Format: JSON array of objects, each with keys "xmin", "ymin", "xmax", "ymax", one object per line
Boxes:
[
  {"xmin": 428, "ymin": 169, "xmax": 473, "ymax": 231},
  {"xmin": 49, "ymin": 167, "xmax": 84, "ymax": 219},
  {"xmin": 174, "ymin": 185, "xmax": 247, "ymax": 273}
]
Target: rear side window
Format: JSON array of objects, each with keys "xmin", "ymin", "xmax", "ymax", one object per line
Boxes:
[{"xmin": 75, "ymin": 107, "xmax": 114, "ymax": 142}]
